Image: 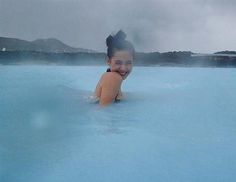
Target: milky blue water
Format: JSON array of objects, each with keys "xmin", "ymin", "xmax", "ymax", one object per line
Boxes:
[{"xmin": 0, "ymin": 66, "xmax": 236, "ymax": 182}]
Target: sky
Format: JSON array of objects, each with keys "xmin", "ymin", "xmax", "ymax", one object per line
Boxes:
[{"xmin": 0, "ymin": 0, "xmax": 236, "ymax": 53}]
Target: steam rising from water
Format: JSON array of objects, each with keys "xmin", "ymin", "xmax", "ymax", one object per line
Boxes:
[{"xmin": 1, "ymin": 0, "xmax": 236, "ymax": 52}]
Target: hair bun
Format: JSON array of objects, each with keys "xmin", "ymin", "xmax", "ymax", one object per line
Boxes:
[
  {"xmin": 114, "ymin": 30, "xmax": 126, "ymax": 42},
  {"xmin": 106, "ymin": 35, "xmax": 114, "ymax": 47},
  {"xmin": 106, "ymin": 30, "xmax": 127, "ymax": 47},
  {"xmin": 105, "ymin": 30, "xmax": 134, "ymax": 59}
]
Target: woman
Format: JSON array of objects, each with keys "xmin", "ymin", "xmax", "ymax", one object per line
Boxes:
[{"xmin": 94, "ymin": 30, "xmax": 135, "ymax": 106}]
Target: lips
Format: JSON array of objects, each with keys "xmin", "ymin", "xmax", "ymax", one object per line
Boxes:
[
  {"xmin": 114, "ymin": 70, "xmax": 129, "ymax": 79},
  {"xmin": 118, "ymin": 71, "xmax": 127, "ymax": 76},
  {"xmin": 118, "ymin": 72, "xmax": 129, "ymax": 80},
  {"xmin": 119, "ymin": 72, "xmax": 126, "ymax": 76}
]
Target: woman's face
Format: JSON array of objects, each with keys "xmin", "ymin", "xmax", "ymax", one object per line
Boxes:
[{"xmin": 108, "ymin": 50, "xmax": 133, "ymax": 80}]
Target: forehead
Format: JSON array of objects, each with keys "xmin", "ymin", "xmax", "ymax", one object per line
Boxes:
[{"xmin": 112, "ymin": 50, "xmax": 133, "ymax": 61}]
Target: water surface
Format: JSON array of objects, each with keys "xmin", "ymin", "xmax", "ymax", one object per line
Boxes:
[{"xmin": 0, "ymin": 66, "xmax": 236, "ymax": 182}]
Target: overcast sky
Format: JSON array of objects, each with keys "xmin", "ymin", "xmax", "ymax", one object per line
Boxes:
[{"xmin": 0, "ymin": 0, "xmax": 236, "ymax": 53}]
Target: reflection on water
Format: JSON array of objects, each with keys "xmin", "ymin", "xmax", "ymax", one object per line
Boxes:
[{"xmin": 0, "ymin": 66, "xmax": 236, "ymax": 182}]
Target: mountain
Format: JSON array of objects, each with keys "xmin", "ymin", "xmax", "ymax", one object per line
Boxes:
[
  {"xmin": 0, "ymin": 37, "xmax": 96, "ymax": 53},
  {"xmin": 1, "ymin": 37, "xmax": 235, "ymax": 67}
]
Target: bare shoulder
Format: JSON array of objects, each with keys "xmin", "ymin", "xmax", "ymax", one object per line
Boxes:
[
  {"xmin": 100, "ymin": 72, "xmax": 123, "ymax": 85},
  {"xmin": 98, "ymin": 72, "xmax": 123, "ymax": 106},
  {"xmin": 102, "ymin": 72, "xmax": 122, "ymax": 80}
]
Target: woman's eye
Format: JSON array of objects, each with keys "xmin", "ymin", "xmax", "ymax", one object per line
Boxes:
[
  {"xmin": 124, "ymin": 61, "xmax": 132, "ymax": 65},
  {"xmin": 114, "ymin": 60, "xmax": 132, "ymax": 65},
  {"xmin": 115, "ymin": 61, "xmax": 122, "ymax": 65}
]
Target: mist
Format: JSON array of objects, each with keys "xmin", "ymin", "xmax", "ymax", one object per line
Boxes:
[{"xmin": 0, "ymin": 0, "xmax": 236, "ymax": 52}]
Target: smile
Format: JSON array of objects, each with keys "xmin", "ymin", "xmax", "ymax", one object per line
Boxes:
[{"xmin": 118, "ymin": 71, "xmax": 127, "ymax": 76}]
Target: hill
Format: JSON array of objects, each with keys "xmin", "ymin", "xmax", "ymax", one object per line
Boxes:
[{"xmin": 0, "ymin": 37, "xmax": 96, "ymax": 53}]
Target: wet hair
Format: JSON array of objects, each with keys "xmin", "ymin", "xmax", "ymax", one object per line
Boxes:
[{"xmin": 106, "ymin": 30, "xmax": 135, "ymax": 59}]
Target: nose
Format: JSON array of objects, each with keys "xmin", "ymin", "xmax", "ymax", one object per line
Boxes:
[{"xmin": 120, "ymin": 64, "xmax": 127, "ymax": 71}]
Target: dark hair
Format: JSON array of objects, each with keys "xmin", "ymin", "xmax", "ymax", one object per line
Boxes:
[{"xmin": 106, "ymin": 30, "xmax": 135, "ymax": 59}]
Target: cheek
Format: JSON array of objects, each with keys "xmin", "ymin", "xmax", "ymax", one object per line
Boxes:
[
  {"xmin": 128, "ymin": 65, "xmax": 133, "ymax": 71},
  {"xmin": 109, "ymin": 64, "xmax": 119, "ymax": 71},
  {"xmin": 111, "ymin": 64, "xmax": 119, "ymax": 69}
]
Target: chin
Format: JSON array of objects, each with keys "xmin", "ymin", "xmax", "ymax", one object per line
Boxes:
[{"xmin": 122, "ymin": 74, "xmax": 129, "ymax": 80}]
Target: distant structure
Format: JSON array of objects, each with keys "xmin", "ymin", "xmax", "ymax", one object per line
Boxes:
[
  {"xmin": 2, "ymin": 48, "xmax": 6, "ymax": 51},
  {"xmin": 191, "ymin": 53, "xmax": 236, "ymax": 67},
  {"xmin": 191, "ymin": 53, "xmax": 236, "ymax": 61},
  {"xmin": 191, "ymin": 53, "xmax": 236, "ymax": 58}
]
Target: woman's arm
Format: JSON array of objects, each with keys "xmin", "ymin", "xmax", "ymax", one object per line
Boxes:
[{"xmin": 99, "ymin": 72, "xmax": 122, "ymax": 106}]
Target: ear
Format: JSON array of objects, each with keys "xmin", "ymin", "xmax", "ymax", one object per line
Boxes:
[{"xmin": 106, "ymin": 56, "xmax": 111, "ymax": 66}]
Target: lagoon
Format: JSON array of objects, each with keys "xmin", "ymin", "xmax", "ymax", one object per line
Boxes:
[{"xmin": 0, "ymin": 66, "xmax": 236, "ymax": 182}]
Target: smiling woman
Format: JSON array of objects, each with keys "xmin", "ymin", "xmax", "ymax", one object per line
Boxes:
[{"xmin": 93, "ymin": 30, "xmax": 135, "ymax": 106}]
